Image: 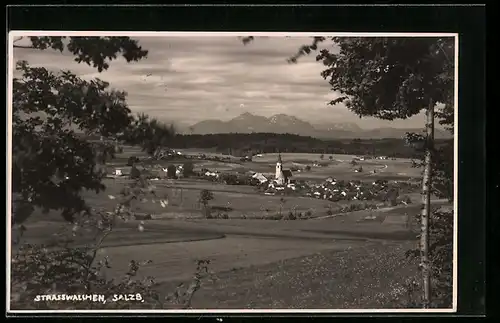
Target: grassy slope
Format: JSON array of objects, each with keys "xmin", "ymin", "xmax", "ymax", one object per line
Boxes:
[{"xmin": 157, "ymin": 240, "xmax": 420, "ymax": 309}]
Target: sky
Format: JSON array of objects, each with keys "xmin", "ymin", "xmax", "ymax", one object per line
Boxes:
[{"xmin": 12, "ymin": 34, "xmax": 429, "ymax": 129}]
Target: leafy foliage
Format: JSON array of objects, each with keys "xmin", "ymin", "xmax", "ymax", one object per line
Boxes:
[
  {"xmin": 127, "ymin": 156, "xmax": 140, "ymax": 166},
  {"xmin": 11, "ymin": 61, "xmax": 132, "ymax": 222},
  {"xmin": 289, "ymin": 37, "xmax": 454, "ymax": 121},
  {"xmin": 239, "ymin": 35, "xmax": 455, "ymax": 308},
  {"xmin": 286, "ymin": 36, "xmax": 454, "ymax": 308},
  {"xmin": 182, "ymin": 162, "xmax": 195, "ymax": 177},
  {"xmin": 11, "ymin": 37, "xmax": 172, "ymax": 223},
  {"xmin": 405, "ymin": 208, "xmax": 454, "ymax": 308},
  {"xmin": 120, "ymin": 113, "xmax": 176, "ymax": 156},
  {"xmin": 166, "ymin": 165, "xmax": 177, "ymax": 179},
  {"xmin": 405, "ymin": 133, "xmax": 454, "ymax": 202},
  {"xmin": 199, "ymin": 189, "xmax": 214, "ymax": 208},
  {"xmin": 10, "ymin": 36, "xmax": 212, "ymax": 310},
  {"xmin": 242, "ymin": 36, "xmax": 454, "ymax": 121},
  {"xmin": 11, "ymin": 175, "xmax": 210, "ymax": 310},
  {"xmin": 14, "ymin": 36, "xmax": 148, "ymax": 73},
  {"xmin": 130, "ymin": 166, "xmax": 141, "ymax": 180}
]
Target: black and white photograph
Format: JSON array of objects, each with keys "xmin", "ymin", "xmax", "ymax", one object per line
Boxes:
[{"xmin": 7, "ymin": 32, "xmax": 457, "ymax": 313}]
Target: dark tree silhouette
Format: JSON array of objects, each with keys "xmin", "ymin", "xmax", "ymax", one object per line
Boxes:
[
  {"xmin": 120, "ymin": 113, "xmax": 175, "ymax": 156},
  {"xmin": 242, "ymin": 35, "xmax": 454, "ymax": 308},
  {"xmin": 182, "ymin": 162, "xmax": 195, "ymax": 177},
  {"xmin": 166, "ymin": 165, "xmax": 177, "ymax": 179},
  {"xmin": 292, "ymin": 36, "xmax": 454, "ymax": 308},
  {"xmin": 13, "ymin": 36, "xmax": 148, "ymax": 72},
  {"xmin": 11, "ymin": 36, "xmax": 161, "ymax": 223}
]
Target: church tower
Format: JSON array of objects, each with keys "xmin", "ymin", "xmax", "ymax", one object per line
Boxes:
[{"xmin": 275, "ymin": 152, "xmax": 285, "ymax": 186}]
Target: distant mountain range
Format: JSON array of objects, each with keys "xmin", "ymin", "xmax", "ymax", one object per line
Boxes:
[{"xmin": 178, "ymin": 112, "xmax": 451, "ymax": 139}]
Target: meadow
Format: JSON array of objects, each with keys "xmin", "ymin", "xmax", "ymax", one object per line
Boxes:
[{"xmin": 12, "ymin": 145, "xmax": 439, "ymax": 310}]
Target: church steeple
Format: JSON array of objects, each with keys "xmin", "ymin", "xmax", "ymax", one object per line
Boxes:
[{"xmin": 275, "ymin": 151, "xmax": 285, "ymax": 186}]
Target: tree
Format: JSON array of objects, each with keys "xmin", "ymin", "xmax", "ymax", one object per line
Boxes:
[
  {"xmin": 11, "ymin": 36, "xmax": 156, "ymax": 223},
  {"xmin": 10, "ymin": 36, "xmax": 212, "ymax": 309},
  {"xmin": 13, "ymin": 36, "xmax": 148, "ymax": 72},
  {"xmin": 242, "ymin": 36, "xmax": 454, "ymax": 307},
  {"xmin": 130, "ymin": 165, "xmax": 141, "ymax": 180},
  {"xmin": 127, "ymin": 156, "xmax": 140, "ymax": 166},
  {"xmin": 329, "ymin": 155, "xmax": 333, "ymax": 160},
  {"xmin": 182, "ymin": 162, "xmax": 195, "ymax": 177},
  {"xmin": 296, "ymin": 37, "xmax": 454, "ymax": 308},
  {"xmin": 166, "ymin": 165, "xmax": 177, "ymax": 179},
  {"xmin": 121, "ymin": 113, "xmax": 175, "ymax": 156},
  {"xmin": 278, "ymin": 197, "xmax": 287, "ymax": 217},
  {"xmin": 199, "ymin": 190, "xmax": 214, "ymax": 212}
]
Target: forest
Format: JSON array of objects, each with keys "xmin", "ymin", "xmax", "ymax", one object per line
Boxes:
[{"xmin": 162, "ymin": 132, "xmax": 451, "ymax": 159}]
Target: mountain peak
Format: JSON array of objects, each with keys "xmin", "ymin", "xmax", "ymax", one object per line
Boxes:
[
  {"xmin": 270, "ymin": 113, "xmax": 295, "ymax": 119},
  {"xmin": 185, "ymin": 112, "xmax": 451, "ymax": 139},
  {"xmin": 238, "ymin": 112, "xmax": 255, "ymax": 117}
]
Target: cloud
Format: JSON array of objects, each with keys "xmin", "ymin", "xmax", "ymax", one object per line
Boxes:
[{"xmin": 12, "ymin": 34, "xmax": 428, "ymax": 129}]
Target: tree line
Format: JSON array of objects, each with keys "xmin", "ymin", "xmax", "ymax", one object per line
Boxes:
[{"xmin": 165, "ymin": 132, "xmax": 450, "ymax": 159}]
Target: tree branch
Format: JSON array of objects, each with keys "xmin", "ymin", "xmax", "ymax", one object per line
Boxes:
[
  {"xmin": 437, "ymin": 42, "xmax": 452, "ymax": 65},
  {"xmin": 13, "ymin": 45, "xmax": 35, "ymax": 49}
]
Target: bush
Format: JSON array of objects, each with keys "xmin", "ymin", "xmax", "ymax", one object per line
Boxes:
[
  {"xmin": 266, "ymin": 213, "xmax": 282, "ymax": 220},
  {"xmin": 201, "ymin": 207, "xmax": 213, "ymax": 219},
  {"xmin": 182, "ymin": 162, "xmax": 194, "ymax": 177},
  {"xmin": 11, "ymin": 176, "xmax": 212, "ymax": 310},
  {"xmin": 134, "ymin": 213, "xmax": 152, "ymax": 220},
  {"xmin": 286, "ymin": 211, "xmax": 297, "ymax": 220},
  {"xmin": 211, "ymin": 205, "xmax": 233, "ymax": 212},
  {"xmin": 199, "ymin": 190, "xmax": 214, "ymax": 208},
  {"xmin": 401, "ymin": 195, "xmax": 413, "ymax": 204},
  {"xmin": 11, "ymin": 242, "xmax": 158, "ymax": 310},
  {"xmin": 166, "ymin": 165, "xmax": 177, "ymax": 179},
  {"xmin": 384, "ymin": 188, "xmax": 399, "ymax": 206},
  {"xmin": 130, "ymin": 166, "xmax": 141, "ymax": 179},
  {"xmin": 405, "ymin": 208, "xmax": 454, "ymax": 308},
  {"xmin": 127, "ymin": 156, "xmax": 139, "ymax": 166}
]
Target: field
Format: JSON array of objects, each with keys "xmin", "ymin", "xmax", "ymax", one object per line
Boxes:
[{"xmin": 11, "ymin": 146, "xmax": 446, "ymax": 310}]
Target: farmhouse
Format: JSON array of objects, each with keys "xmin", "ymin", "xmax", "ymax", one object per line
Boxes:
[
  {"xmin": 275, "ymin": 153, "xmax": 293, "ymax": 186},
  {"xmin": 252, "ymin": 172, "xmax": 268, "ymax": 184}
]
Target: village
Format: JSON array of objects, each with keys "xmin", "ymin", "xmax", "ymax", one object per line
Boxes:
[{"xmin": 103, "ymin": 147, "xmax": 419, "ymax": 221}]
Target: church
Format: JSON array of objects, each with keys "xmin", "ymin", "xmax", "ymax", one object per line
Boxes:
[{"xmin": 274, "ymin": 153, "xmax": 293, "ymax": 186}]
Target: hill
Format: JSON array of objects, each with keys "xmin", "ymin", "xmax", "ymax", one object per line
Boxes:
[{"xmin": 184, "ymin": 112, "xmax": 451, "ymax": 139}]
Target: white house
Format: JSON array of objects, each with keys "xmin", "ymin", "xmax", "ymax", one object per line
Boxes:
[{"xmin": 252, "ymin": 173, "xmax": 268, "ymax": 184}]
